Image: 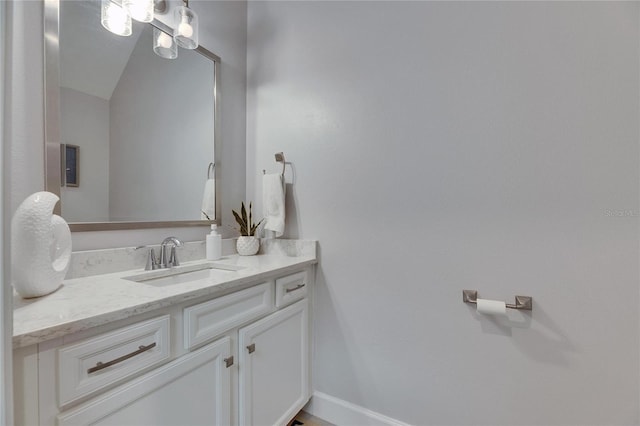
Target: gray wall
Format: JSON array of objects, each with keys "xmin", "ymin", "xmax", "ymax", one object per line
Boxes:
[
  {"xmin": 246, "ymin": 2, "xmax": 640, "ymax": 424},
  {"xmin": 7, "ymin": 0, "xmax": 248, "ymax": 249},
  {"xmin": 60, "ymin": 87, "xmax": 110, "ymax": 222}
]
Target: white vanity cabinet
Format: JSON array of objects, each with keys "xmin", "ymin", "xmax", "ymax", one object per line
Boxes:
[
  {"xmin": 13, "ymin": 267, "xmax": 313, "ymax": 426},
  {"xmin": 239, "ymin": 299, "xmax": 309, "ymax": 426}
]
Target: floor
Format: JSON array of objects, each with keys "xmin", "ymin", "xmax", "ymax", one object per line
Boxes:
[{"xmin": 289, "ymin": 410, "xmax": 335, "ymax": 426}]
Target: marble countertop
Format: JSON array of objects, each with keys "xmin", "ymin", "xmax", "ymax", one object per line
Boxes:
[{"xmin": 14, "ymin": 241, "xmax": 317, "ymax": 349}]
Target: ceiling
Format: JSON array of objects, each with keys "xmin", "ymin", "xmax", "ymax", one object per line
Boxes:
[{"xmin": 60, "ymin": 0, "xmax": 143, "ymax": 100}]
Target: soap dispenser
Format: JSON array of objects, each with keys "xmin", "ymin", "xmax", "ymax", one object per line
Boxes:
[{"xmin": 206, "ymin": 224, "xmax": 222, "ymax": 260}]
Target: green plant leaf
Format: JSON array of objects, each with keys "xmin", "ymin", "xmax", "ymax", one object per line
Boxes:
[
  {"xmin": 250, "ymin": 219, "xmax": 264, "ymax": 236},
  {"xmin": 233, "ymin": 202, "xmax": 263, "ymax": 236},
  {"xmin": 241, "ymin": 202, "xmax": 248, "ymax": 230},
  {"xmin": 232, "ymin": 209, "xmax": 248, "ymax": 235},
  {"xmin": 232, "ymin": 209, "xmax": 243, "ymax": 226}
]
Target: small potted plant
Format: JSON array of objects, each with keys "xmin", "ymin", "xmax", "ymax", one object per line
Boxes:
[{"xmin": 232, "ymin": 202, "xmax": 262, "ymax": 256}]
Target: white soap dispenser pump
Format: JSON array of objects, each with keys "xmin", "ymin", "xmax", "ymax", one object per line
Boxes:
[{"xmin": 206, "ymin": 224, "xmax": 222, "ymax": 260}]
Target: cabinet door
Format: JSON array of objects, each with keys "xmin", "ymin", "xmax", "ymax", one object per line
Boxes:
[
  {"xmin": 57, "ymin": 336, "xmax": 232, "ymax": 426},
  {"xmin": 239, "ymin": 299, "xmax": 309, "ymax": 426}
]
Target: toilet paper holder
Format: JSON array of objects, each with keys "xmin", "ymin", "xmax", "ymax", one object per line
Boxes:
[{"xmin": 462, "ymin": 290, "xmax": 533, "ymax": 311}]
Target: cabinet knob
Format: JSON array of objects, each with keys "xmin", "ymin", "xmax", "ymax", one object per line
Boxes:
[
  {"xmin": 246, "ymin": 343, "xmax": 256, "ymax": 354},
  {"xmin": 223, "ymin": 356, "xmax": 234, "ymax": 368}
]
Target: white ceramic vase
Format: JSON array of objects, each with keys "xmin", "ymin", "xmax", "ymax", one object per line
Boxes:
[
  {"xmin": 236, "ymin": 236, "xmax": 259, "ymax": 256},
  {"xmin": 11, "ymin": 192, "xmax": 72, "ymax": 298}
]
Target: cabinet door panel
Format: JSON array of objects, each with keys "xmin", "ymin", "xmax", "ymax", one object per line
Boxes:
[
  {"xmin": 58, "ymin": 337, "xmax": 231, "ymax": 426},
  {"xmin": 239, "ymin": 299, "xmax": 309, "ymax": 426}
]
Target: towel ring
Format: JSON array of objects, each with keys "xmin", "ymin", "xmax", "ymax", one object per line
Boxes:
[{"xmin": 207, "ymin": 162, "xmax": 215, "ymax": 179}]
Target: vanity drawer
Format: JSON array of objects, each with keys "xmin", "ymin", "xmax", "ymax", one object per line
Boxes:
[
  {"xmin": 184, "ymin": 282, "xmax": 274, "ymax": 350},
  {"xmin": 275, "ymin": 271, "xmax": 308, "ymax": 308},
  {"xmin": 58, "ymin": 315, "xmax": 170, "ymax": 407}
]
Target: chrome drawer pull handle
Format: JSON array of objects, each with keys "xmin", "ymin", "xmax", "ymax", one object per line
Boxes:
[
  {"xmin": 285, "ymin": 283, "xmax": 306, "ymax": 293},
  {"xmin": 247, "ymin": 343, "xmax": 256, "ymax": 354},
  {"xmin": 87, "ymin": 342, "xmax": 157, "ymax": 374}
]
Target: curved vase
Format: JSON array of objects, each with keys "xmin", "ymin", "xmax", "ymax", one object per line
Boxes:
[
  {"xmin": 236, "ymin": 236, "xmax": 259, "ymax": 256},
  {"xmin": 11, "ymin": 192, "xmax": 72, "ymax": 298}
]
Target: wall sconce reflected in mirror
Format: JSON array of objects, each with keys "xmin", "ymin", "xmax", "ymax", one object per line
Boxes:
[
  {"xmin": 101, "ymin": 0, "xmax": 132, "ymax": 36},
  {"xmin": 99, "ymin": 0, "xmax": 198, "ymax": 59},
  {"xmin": 174, "ymin": 0, "xmax": 198, "ymax": 49},
  {"xmin": 153, "ymin": 27, "xmax": 178, "ymax": 59}
]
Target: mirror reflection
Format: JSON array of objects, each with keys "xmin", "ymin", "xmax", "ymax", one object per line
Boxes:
[{"xmin": 58, "ymin": 0, "xmax": 217, "ymax": 223}]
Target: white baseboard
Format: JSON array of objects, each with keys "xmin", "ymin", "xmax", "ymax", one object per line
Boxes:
[{"xmin": 304, "ymin": 391, "xmax": 411, "ymax": 426}]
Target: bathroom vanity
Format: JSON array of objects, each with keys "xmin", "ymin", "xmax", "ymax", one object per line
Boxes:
[{"xmin": 12, "ymin": 240, "xmax": 317, "ymax": 426}]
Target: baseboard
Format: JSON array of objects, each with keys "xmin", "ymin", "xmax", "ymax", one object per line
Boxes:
[{"xmin": 304, "ymin": 391, "xmax": 411, "ymax": 426}]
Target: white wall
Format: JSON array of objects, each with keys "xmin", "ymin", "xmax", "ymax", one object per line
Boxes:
[
  {"xmin": 246, "ymin": 2, "xmax": 640, "ymax": 424},
  {"xmin": 7, "ymin": 0, "xmax": 44, "ymax": 215},
  {"xmin": 1, "ymin": 1, "xmax": 13, "ymax": 423},
  {"xmin": 60, "ymin": 87, "xmax": 110, "ymax": 222},
  {"xmin": 7, "ymin": 0, "xmax": 248, "ymax": 250},
  {"xmin": 109, "ymin": 26, "xmax": 214, "ymax": 222}
]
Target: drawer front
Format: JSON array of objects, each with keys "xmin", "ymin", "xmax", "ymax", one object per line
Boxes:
[
  {"xmin": 58, "ymin": 315, "xmax": 170, "ymax": 407},
  {"xmin": 275, "ymin": 271, "xmax": 308, "ymax": 308},
  {"xmin": 184, "ymin": 282, "xmax": 274, "ymax": 350},
  {"xmin": 57, "ymin": 337, "xmax": 232, "ymax": 426}
]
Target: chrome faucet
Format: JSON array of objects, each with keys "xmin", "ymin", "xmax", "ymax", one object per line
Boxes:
[{"xmin": 160, "ymin": 237, "xmax": 183, "ymax": 268}]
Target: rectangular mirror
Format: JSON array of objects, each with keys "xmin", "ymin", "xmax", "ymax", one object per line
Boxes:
[{"xmin": 45, "ymin": 0, "xmax": 220, "ymax": 231}]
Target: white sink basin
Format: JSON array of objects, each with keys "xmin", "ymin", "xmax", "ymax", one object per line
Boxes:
[{"xmin": 123, "ymin": 262, "xmax": 244, "ymax": 287}]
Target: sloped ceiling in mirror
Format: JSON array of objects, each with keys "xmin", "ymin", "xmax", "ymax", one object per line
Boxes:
[{"xmin": 60, "ymin": 0, "xmax": 143, "ymax": 100}]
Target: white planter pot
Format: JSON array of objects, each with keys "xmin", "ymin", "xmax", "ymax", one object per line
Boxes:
[{"xmin": 236, "ymin": 236, "xmax": 259, "ymax": 256}]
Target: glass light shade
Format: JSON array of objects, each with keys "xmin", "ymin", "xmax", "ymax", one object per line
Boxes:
[
  {"xmin": 123, "ymin": 0, "xmax": 154, "ymax": 23},
  {"xmin": 101, "ymin": 0, "xmax": 132, "ymax": 36},
  {"xmin": 173, "ymin": 5, "xmax": 198, "ymax": 49},
  {"xmin": 153, "ymin": 28, "xmax": 178, "ymax": 59}
]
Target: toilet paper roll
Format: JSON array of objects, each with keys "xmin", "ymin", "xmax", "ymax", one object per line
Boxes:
[{"xmin": 476, "ymin": 298, "xmax": 507, "ymax": 315}]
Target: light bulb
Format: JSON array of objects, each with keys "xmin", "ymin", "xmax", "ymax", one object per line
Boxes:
[
  {"xmin": 107, "ymin": 6, "xmax": 126, "ymax": 33},
  {"xmin": 178, "ymin": 20, "xmax": 193, "ymax": 38},
  {"xmin": 123, "ymin": 0, "xmax": 154, "ymax": 23},
  {"xmin": 158, "ymin": 31, "xmax": 172, "ymax": 49}
]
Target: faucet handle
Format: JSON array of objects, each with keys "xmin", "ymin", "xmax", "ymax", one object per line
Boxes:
[
  {"xmin": 145, "ymin": 248, "xmax": 159, "ymax": 271},
  {"xmin": 169, "ymin": 246, "xmax": 180, "ymax": 267}
]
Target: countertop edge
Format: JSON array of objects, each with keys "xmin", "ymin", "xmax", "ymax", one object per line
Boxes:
[{"xmin": 13, "ymin": 257, "xmax": 317, "ymax": 349}]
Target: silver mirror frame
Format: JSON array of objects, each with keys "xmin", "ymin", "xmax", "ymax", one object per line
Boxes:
[{"xmin": 44, "ymin": 0, "xmax": 221, "ymax": 231}]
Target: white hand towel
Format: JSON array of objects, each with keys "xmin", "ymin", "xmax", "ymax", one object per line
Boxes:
[
  {"xmin": 263, "ymin": 173, "xmax": 285, "ymax": 237},
  {"xmin": 200, "ymin": 178, "xmax": 215, "ymax": 220}
]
